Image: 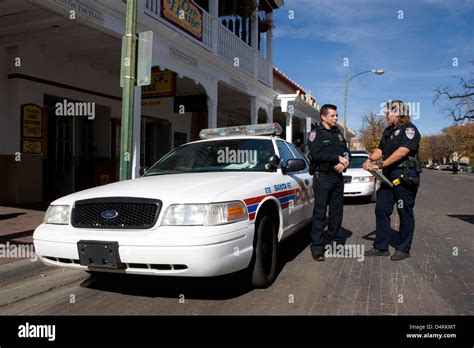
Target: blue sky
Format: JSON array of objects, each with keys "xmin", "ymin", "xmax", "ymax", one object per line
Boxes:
[{"xmin": 272, "ymin": 0, "xmax": 474, "ymax": 136}]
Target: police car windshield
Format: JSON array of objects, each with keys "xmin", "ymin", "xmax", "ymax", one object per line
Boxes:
[{"xmin": 145, "ymin": 139, "xmax": 276, "ymax": 175}]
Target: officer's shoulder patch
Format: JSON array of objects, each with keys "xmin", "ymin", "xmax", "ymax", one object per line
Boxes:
[
  {"xmin": 309, "ymin": 130, "xmax": 316, "ymax": 142},
  {"xmin": 405, "ymin": 127, "xmax": 415, "ymax": 140}
]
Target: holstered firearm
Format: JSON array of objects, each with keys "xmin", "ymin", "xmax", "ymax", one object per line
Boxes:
[
  {"xmin": 397, "ymin": 155, "xmax": 423, "ymax": 174},
  {"xmin": 393, "ymin": 169, "xmax": 420, "ymax": 192}
]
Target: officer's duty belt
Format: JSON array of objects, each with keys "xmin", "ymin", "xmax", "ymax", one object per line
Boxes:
[
  {"xmin": 393, "ymin": 160, "xmax": 415, "ymax": 169},
  {"xmin": 314, "ymin": 164, "xmax": 336, "ymax": 173}
]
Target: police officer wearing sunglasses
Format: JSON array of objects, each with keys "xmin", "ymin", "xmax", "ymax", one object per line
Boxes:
[{"xmin": 363, "ymin": 100, "xmax": 422, "ymax": 261}]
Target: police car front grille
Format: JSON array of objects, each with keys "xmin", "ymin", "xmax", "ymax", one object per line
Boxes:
[
  {"xmin": 71, "ymin": 197, "xmax": 161, "ymax": 229},
  {"xmin": 343, "ymin": 176, "xmax": 352, "ymax": 183}
]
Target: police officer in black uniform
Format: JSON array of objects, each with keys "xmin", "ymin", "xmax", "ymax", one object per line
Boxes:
[
  {"xmin": 363, "ymin": 100, "xmax": 422, "ymax": 261},
  {"xmin": 308, "ymin": 104, "xmax": 351, "ymax": 261}
]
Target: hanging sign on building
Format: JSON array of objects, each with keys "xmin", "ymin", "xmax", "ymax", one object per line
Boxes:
[
  {"xmin": 142, "ymin": 67, "xmax": 176, "ymax": 99},
  {"xmin": 20, "ymin": 104, "xmax": 45, "ymax": 155},
  {"xmin": 53, "ymin": 0, "xmax": 104, "ymax": 24},
  {"xmin": 21, "ymin": 104, "xmax": 43, "ymax": 139},
  {"xmin": 161, "ymin": 0, "xmax": 203, "ymax": 40},
  {"xmin": 21, "ymin": 139, "xmax": 43, "ymax": 155}
]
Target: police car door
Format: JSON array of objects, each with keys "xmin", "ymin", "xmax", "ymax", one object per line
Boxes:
[
  {"xmin": 276, "ymin": 140, "xmax": 307, "ymax": 230},
  {"xmin": 286, "ymin": 142, "xmax": 314, "ymax": 222}
]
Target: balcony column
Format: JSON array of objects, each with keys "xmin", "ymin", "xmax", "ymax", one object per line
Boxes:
[
  {"xmin": 265, "ymin": 11, "xmax": 274, "ymax": 87},
  {"xmin": 286, "ymin": 113, "xmax": 293, "ymax": 143},
  {"xmin": 205, "ymin": 81, "xmax": 218, "ymax": 129},
  {"xmin": 267, "ymin": 104, "xmax": 273, "ymax": 123},
  {"xmin": 251, "ymin": 0, "xmax": 259, "ymax": 78},
  {"xmin": 265, "ymin": 12, "xmax": 273, "ymax": 62},
  {"xmin": 250, "ymin": 96, "xmax": 258, "ymax": 124},
  {"xmin": 209, "ymin": 0, "xmax": 219, "ymax": 54},
  {"xmin": 305, "ymin": 117, "xmax": 312, "ymax": 143}
]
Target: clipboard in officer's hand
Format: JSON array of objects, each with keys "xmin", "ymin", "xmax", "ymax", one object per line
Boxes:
[{"xmin": 368, "ymin": 169, "xmax": 393, "ymax": 187}]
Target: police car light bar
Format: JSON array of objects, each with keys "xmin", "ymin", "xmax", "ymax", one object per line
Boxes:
[{"xmin": 199, "ymin": 123, "xmax": 283, "ymax": 139}]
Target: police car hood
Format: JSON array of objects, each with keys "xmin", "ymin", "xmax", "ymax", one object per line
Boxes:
[
  {"xmin": 345, "ymin": 168, "xmax": 372, "ymax": 177},
  {"xmin": 51, "ymin": 172, "xmax": 269, "ymax": 205}
]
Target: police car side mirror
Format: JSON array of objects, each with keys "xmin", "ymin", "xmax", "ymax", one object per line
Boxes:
[
  {"xmin": 266, "ymin": 155, "xmax": 281, "ymax": 170},
  {"xmin": 283, "ymin": 159, "xmax": 306, "ymax": 174},
  {"xmin": 139, "ymin": 166, "xmax": 149, "ymax": 176}
]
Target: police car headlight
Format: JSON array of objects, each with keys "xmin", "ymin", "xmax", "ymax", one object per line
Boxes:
[
  {"xmin": 161, "ymin": 202, "xmax": 248, "ymax": 226},
  {"xmin": 352, "ymin": 176, "xmax": 374, "ymax": 183},
  {"xmin": 43, "ymin": 205, "xmax": 70, "ymax": 225}
]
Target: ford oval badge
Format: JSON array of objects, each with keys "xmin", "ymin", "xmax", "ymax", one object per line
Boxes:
[{"xmin": 101, "ymin": 209, "xmax": 119, "ymax": 219}]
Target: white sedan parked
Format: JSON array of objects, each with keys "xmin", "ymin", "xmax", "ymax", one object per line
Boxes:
[
  {"xmin": 343, "ymin": 152, "xmax": 379, "ymax": 202},
  {"xmin": 33, "ymin": 124, "xmax": 314, "ymax": 288}
]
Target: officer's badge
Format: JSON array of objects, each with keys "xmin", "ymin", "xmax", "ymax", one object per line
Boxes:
[
  {"xmin": 405, "ymin": 127, "xmax": 415, "ymax": 140},
  {"xmin": 394, "ymin": 129, "xmax": 400, "ymax": 136},
  {"xmin": 338, "ymin": 134, "xmax": 343, "ymax": 142},
  {"xmin": 309, "ymin": 131, "xmax": 316, "ymax": 142}
]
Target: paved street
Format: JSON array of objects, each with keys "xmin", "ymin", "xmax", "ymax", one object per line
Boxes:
[{"xmin": 0, "ymin": 170, "xmax": 473, "ymax": 315}]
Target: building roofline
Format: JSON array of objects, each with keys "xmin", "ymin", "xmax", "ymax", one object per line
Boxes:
[{"xmin": 273, "ymin": 66, "xmax": 318, "ymax": 108}]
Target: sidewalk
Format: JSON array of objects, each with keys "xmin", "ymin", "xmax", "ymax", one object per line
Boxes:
[{"xmin": 0, "ymin": 204, "xmax": 47, "ymax": 266}]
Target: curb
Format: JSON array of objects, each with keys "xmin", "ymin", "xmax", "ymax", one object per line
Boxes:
[{"xmin": 0, "ymin": 258, "xmax": 52, "ymax": 284}]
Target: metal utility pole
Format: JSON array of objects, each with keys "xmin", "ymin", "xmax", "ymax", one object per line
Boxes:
[{"xmin": 120, "ymin": 0, "xmax": 137, "ymax": 181}]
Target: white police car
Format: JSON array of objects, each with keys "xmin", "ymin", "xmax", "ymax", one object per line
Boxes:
[{"xmin": 33, "ymin": 124, "xmax": 313, "ymax": 288}]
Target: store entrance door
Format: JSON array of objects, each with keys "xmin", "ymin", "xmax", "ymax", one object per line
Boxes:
[
  {"xmin": 141, "ymin": 117, "xmax": 171, "ymax": 169},
  {"xmin": 43, "ymin": 100, "xmax": 74, "ymax": 201}
]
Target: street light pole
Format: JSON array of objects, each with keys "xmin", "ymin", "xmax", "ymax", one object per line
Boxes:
[{"xmin": 343, "ymin": 69, "xmax": 384, "ymax": 140}]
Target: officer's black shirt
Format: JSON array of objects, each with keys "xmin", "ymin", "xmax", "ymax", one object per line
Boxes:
[
  {"xmin": 378, "ymin": 122, "xmax": 421, "ymax": 165},
  {"xmin": 308, "ymin": 124, "xmax": 351, "ymax": 168}
]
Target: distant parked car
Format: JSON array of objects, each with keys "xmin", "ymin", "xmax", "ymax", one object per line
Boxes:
[
  {"xmin": 440, "ymin": 164, "xmax": 452, "ymax": 171},
  {"xmin": 343, "ymin": 153, "xmax": 379, "ymax": 203}
]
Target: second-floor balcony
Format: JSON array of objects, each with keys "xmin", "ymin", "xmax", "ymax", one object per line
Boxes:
[{"xmin": 143, "ymin": 0, "xmax": 276, "ymax": 87}]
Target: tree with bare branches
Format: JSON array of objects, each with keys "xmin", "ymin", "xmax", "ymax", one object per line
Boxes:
[{"xmin": 434, "ymin": 62, "xmax": 474, "ymax": 122}]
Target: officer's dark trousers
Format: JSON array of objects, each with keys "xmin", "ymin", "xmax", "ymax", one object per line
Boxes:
[
  {"xmin": 374, "ymin": 168, "xmax": 418, "ymax": 253},
  {"xmin": 310, "ymin": 171, "xmax": 344, "ymax": 255}
]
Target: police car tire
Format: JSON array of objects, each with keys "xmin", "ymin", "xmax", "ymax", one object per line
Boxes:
[{"xmin": 250, "ymin": 213, "xmax": 278, "ymax": 288}]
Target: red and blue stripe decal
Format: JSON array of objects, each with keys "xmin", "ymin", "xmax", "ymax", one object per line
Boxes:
[{"xmin": 243, "ymin": 189, "xmax": 296, "ymax": 221}]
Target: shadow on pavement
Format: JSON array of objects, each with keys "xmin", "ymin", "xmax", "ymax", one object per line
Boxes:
[
  {"xmin": 80, "ymin": 226, "xmax": 316, "ymax": 300},
  {"xmin": 80, "ymin": 270, "xmax": 255, "ymax": 300},
  {"xmin": 0, "ymin": 212, "xmax": 26, "ymax": 220},
  {"xmin": 0, "ymin": 229, "xmax": 34, "ymax": 244},
  {"xmin": 447, "ymin": 214, "xmax": 474, "ymax": 224},
  {"xmin": 343, "ymin": 197, "xmax": 374, "ymax": 205},
  {"xmin": 2, "ymin": 202, "xmax": 50, "ymax": 212},
  {"xmin": 362, "ymin": 229, "xmax": 400, "ymax": 247},
  {"xmin": 276, "ymin": 224, "xmax": 353, "ymax": 275}
]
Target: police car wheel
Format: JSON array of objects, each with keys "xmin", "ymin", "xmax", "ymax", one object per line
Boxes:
[{"xmin": 250, "ymin": 213, "xmax": 278, "ymax": 288}]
